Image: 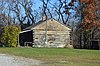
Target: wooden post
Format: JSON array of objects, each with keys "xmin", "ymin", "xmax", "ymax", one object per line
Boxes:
[
  {"xmin": 17, "ymin": 34, "xmax": 20, "ymax": 47},
  {"xmin": 45, "ymin": 17, "xmax": 48, "ymax": 46},
  {"xmin": 98, "ymin": 40, "xmax": 100, "ymax": 50}
]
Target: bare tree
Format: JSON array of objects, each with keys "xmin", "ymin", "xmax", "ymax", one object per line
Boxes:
[
  {"xmin": 20, "ymin": 0, "xmax": 35, "ymax": 24},
  {"xmin": 41, "ymin": 0, "xmax": 50, "ymax": 20},
  {"xmin": 8, "ymin": 0, "xmax": 36, "ymax": 30},
  {"xmin": 49, "ymin": 0, "xmax": 76, "ymax": 25}
]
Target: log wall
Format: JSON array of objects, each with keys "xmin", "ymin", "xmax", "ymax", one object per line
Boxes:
[{"xmin": 32, "ymin": 19, "xmax": 71, "ymax": 48}]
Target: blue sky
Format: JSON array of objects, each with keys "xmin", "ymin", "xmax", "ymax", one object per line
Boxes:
[
  {"xmin": 33, "ymin": 0, "xmax": 58, "ymax": 10},
  {"xmin": 33, "ymin": 0, "xmax": 71, "ymax": 9}
]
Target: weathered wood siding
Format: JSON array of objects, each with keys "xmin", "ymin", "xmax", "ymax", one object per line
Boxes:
[{"xmin": 32, "ymin": 19, "xmax": 71, "ymax": 48}]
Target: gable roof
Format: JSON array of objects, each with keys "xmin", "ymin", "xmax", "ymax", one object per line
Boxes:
[
  {"xmin": 25, "ymin": 19, "xmax": 71, "ymax": 30},
  {"xmin": 32, "ymin": 19, "xmax": 71, "ymax": 30},
  {"xmin": 24, "ymin": 19, "xmax": 47, "ymax": 30},
  {"xmin": 21, "ymin": 19, "xmax": 71, "ymax": 33}
]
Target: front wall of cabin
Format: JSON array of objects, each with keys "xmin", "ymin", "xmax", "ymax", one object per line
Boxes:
[{"xmin": 32, "ymin": 19, "xmax": 71, "ymax": 48}]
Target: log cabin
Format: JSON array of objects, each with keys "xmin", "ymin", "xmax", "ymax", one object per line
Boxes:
[{"xmin": 18, "ymin": 19, "xmax": 72, "ymax": 48}]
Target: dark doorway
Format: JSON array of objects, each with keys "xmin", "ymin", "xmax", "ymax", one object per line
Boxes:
[
  {"xmin": 19, "ymin": 30, "xmax": 33, "ymax": 46},
  {"xmin": 91, "ymin": 41, "xmax": 99, "ymax": 50}
]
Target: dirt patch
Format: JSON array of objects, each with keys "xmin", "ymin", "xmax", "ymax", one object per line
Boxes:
[{"xmin": 0, "ymin": 54, "xmax": 42, "ymax": 66}]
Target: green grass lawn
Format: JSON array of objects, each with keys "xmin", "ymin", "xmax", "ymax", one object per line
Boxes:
[{"xmin": 0, "ymin": 48, "xmax": 100, "ymax": 66}]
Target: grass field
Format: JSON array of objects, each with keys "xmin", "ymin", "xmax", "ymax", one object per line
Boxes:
[{"xmin": 0, "ymin": 48, "xmax": 100, "ymax": 66}]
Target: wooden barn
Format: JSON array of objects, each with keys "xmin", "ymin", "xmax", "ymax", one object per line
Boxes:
[{"xmin": 18, "ymin": 19, "xmax": 72, "ymax": 48}]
